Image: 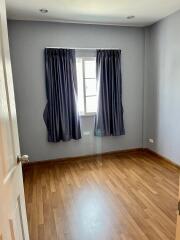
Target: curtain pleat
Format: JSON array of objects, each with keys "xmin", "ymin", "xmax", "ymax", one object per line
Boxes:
[
  {"xmin": 43, "ymin": 48, "xmax": 81, "ymax": 142},
  {"xmin": 94, "ymin": 50, "xmax": 125, "ymax": 136}
]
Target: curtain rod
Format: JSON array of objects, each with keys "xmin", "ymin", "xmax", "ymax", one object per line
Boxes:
[{"xmin": 45, "ymin": 47, "xmax": 121, "ymax": 50}]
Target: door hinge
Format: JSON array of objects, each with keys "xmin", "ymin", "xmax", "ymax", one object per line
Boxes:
[
  {"xmin": 17, "ymin": 154, "xmax": 29, "ymax": 164},
  {"xmin": 178, "ymin": 201, "xmax": 180, "ymax": 215}
]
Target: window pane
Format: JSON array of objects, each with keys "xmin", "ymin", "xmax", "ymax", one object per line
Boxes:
[
  {"xmin": 86, "ymin": 96, "xmax": 97, "ymax": 113},
  {"xmin": 85, "ymin": 78, "xmax": 96, "ymax": 96},
  {"xmin": 76, "ymin": 58, "xmax": 84, "ymax": 114},
  {"xmin": 84, "ymin": 60, "xmax": 96, "ymax": 78}
]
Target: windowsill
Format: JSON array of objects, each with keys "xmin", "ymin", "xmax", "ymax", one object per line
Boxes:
[{"xmin": 80, "ymin": 113, "xmax": 96, "ymax": 117}]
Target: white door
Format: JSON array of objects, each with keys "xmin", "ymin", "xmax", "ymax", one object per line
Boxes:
[{"xmin": 0, "ymin": 0, "xmax": 29, "ymax": 239}]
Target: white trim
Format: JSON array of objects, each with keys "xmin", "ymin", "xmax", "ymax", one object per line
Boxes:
[
  {"xmin": 7, "ymin": 18, "xmax": 147, "ymax": 27},
  {"xmin": 46, "ymin": 47, "xmax": 121, "ymax": 50},
  {"xmin": 80, "ymin": 113, "xmax": 96, "ymax": 117}
]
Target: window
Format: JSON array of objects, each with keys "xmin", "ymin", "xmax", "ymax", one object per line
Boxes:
[{"xmin": 76, "ymin": 57, "xmax": 97, "ymax": 115}]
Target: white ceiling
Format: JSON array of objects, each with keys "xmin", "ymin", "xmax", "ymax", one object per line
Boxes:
[{"xmin": 6, "ymin": 0, "xmax": 180, "ymax": 27}]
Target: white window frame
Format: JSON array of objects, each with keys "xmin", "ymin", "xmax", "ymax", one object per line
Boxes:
[{"xmin": 77, "ymin": 57, "xmax": 97, "ymax": 116}]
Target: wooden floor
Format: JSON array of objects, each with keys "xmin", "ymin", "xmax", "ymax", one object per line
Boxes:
[{"xmin": 23, "ymin": 150, "xmax": 179, "ymax": 240}]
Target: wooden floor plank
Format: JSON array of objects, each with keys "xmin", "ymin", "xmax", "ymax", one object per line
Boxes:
[{"xmin": 23, "ymin": 151, "xmax": 179, "ymax": 240}]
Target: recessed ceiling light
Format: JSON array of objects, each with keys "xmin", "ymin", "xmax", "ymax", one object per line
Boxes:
[
  {"xmin": 127, "ymin": 15, "xmax": 135, "ymax": 20},
  {"xmin": 40, "ymin": 9, "xmax": 48, "ymax": 14}
]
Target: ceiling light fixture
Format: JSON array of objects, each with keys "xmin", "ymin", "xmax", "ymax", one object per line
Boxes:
[
  {"xmin": 127, "ymin": 15, "xmax": 135, "ymax": 20},
  {"xmin": 40, "ymin": 9, "xmax": 48, "ymax": 14}
]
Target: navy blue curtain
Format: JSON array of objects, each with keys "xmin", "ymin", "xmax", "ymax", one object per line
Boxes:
[
  {"xmin": 43, "ymin": 48, "xmax": 81, "ymax": 142},
  {"xmin": 94, "ymin": 50, "xmax": 125, "ymax": 136}
]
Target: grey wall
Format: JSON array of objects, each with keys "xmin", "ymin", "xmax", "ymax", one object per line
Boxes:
[
  {"xmin": 143, "ymin": 10, "xmax": 180, "ymax": 165},
  {"xmin": 8, "ymin": 21, "xmax": 145, "ymax": 161}
]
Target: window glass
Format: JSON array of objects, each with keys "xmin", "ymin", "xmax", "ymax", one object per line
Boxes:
[
  {"xmin": 76, "ymin": 57, "xmax": 97, "ymax": 114},
  {"xmin": 85, "ymin": 78, "xmax": 96, "ymax": 96},
  {"xmin": 76, "ymin": 58, "xmax": 84, "ymax": 114},
  {"xmin": 86, "ymin": 96, "xmax": 97, "ymax": 113},
  {"xmin": 84, "ymin": 60, "xmax": 96, "ymax": 78}
]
